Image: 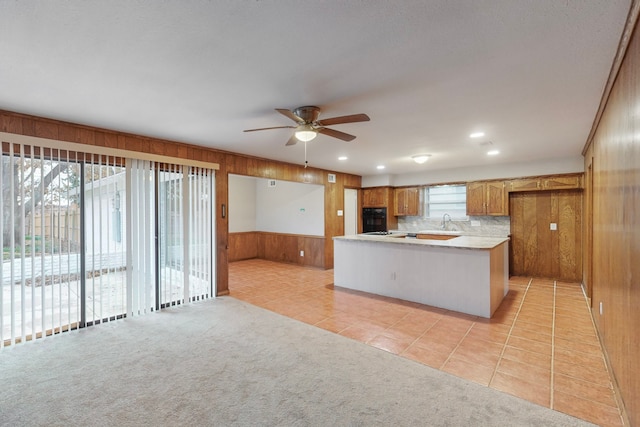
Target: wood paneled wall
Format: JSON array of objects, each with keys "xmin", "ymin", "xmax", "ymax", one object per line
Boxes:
[
  {"xmin": 509, "ymin": 190, "xmax": 582, "ymax": 282},
  {"xmin": 0, "ymin": 110, "xmax": 361, "ymax": 295},
  {"xmin": 228, "ymin": 231, "xmax": 325, "ymax": 268},
  {"xmin": 228, "ymin": 232, "xmax": 260, "ymax": 261},
  {"xmin": 582, "ymin": 3, "xmax": 640, "ymax": 425},
  {"xmin": 222, "ymin": 153, "xmax": 360, "ymax": 271}
]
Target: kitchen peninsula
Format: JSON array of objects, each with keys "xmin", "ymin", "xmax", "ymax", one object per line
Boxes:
[{"xmin": 333, "ymin": 233, "xmax": 509, "ymax": 318}]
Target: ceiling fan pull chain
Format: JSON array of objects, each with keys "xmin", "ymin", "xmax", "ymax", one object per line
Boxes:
[{"xmin": 304, "ymin": 140, "xmax": 308, "ymax": 168}]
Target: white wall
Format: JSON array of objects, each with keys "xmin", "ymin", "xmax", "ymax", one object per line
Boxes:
[
  {"xmin": 362, "ymin": 156, "xmax": 584, "ymax": 187},
  {"xmin": 229, "ymin": 175, "xmax": 325, "ymax": 236},
  {"xmin": 228, "ymin": 174, "xmax": 257, "ymax": 232},
  {"xmin": 256, "ymin": 179, "xmax": 324, "ymax": 236}
]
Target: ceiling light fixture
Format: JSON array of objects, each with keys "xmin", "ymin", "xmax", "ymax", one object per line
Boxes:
[
  {"xmin": 338, "ymin": 156, "xmax": 348, "ymax": 161},
  {"xmin": 295, "ymin": 124, "xmax": 317, "ymax": 142},
  {"xmin": 376, "ymin": 165, "xmax": 385, "ymax": 170},
  {"xmin": 487, "ymin": 150, "xmax": 500, "ymax": 156},
  {"xmin": 470, "ymin": 132, "xmax": 485, "ymax": 138},
  {"xmin": 411, "ymin": 154, "xmax": 431, "ymax": 164}
]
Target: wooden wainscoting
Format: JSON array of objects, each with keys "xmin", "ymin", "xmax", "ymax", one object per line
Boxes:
[
  {"xmin": 229, "ymin": 231, "xmax": 325, "ymax": 268},
  {"xmin": 509, "ymin": 189, "xmax": 582, "ymax": 282},
  {"xmin": 228, "ymin": 232, "xmax": 260, "ymax": 262}
]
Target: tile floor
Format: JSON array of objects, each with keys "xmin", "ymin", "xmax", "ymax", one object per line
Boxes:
[{"xmin": 229, "ymin": 259, "xmax": 624, "ymax": 427}]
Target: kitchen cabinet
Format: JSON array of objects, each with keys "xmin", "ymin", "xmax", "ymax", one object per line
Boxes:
[
  {"xmin": 362, "ymin": 187, "xmax": 392, "ymax": 207},
  {"xmin": 508, "ymin": 173, "xmax": 583, "ymax": 192},
  {"xmin": 466, "ymin": 180, "xmax": 507, "ymax": 216},
  {"xmin": 542, "ymin": 174, "xmax": 583, "ymax": 190},
  {"xmin": 393, "ymin": 187, "xmax": 422, "ymax": 216},
  {"xmin": 508, "ymin": 178, "xmax": 541, "ymax": 192}
]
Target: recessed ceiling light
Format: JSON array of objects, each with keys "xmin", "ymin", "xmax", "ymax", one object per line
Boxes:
[
  {"xmin": 470, "ymin": 132, "xmax": 485, "ymax": 138},
  {"xmin": 338, "ymin": 156, "xmax": 348, "ymax": 161},
  {"xmin": 487, "ymin": 150, "xmax": 500, "ymax": 156},
  {"xmin": 376, "ymin": 165, "xmax": 385, "ymax": 170}
]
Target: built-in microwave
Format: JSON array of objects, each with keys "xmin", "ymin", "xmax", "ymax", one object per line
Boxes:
[{"xmin": 362, "ymin": 207, "xmax": 387, "ymax": 233}]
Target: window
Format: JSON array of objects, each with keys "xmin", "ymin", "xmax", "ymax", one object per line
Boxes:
[
  {"xmin": 425, "ymin": 184, "xmax": 467, "ymax": 219},
  {"xmin": 1, "ymin": 139, "xmax": 216, "ymax": 348}
]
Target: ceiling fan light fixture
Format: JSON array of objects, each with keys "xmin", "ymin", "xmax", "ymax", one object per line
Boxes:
[
  {"xmin": 295, "ymin": 124, "xmax": 317, "ymax": 142},
  {"xmin": 411, "ymin": 154, "xmax": 431, "ymax": 164}
]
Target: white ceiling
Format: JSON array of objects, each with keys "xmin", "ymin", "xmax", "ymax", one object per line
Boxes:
[{"xmin": 0, "ymin": 1, "xmax": 631, "ymax": 177}]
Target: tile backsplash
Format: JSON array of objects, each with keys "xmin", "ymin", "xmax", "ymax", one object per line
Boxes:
[{"xmin": 397, "ymin": 215, "xmax": 510, "ymax": 237}]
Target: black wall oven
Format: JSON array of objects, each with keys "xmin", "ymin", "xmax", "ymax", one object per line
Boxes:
[{"xmin": 362, "ymin": 207, "xmax": 387, "ymax": 233}]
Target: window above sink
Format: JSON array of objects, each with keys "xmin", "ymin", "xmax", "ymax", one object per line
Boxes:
[{"xmin": 425, "ymin": 184, "xmax": 468, "ymax": 220}]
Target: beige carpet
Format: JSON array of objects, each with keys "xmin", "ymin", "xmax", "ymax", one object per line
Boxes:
[{"xmin": 0, "ymin": 297, "xmax": 594, "ymax": 426}]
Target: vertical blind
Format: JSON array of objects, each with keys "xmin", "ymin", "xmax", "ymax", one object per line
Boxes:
[{"xmin": 1, "ymin": 141, "xmax": 216, "ymax": 347}]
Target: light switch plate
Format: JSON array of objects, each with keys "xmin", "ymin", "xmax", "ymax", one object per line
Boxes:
[
  {"xmin": 550, "ymin": 223, "xmax": 557, "ymax": 230},
  {"xmin": 337, "ymin": 210, "xmax": 343, "ymax": 216}
]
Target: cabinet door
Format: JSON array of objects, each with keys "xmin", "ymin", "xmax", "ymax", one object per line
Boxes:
[
  {"xmin": 543, "ymin": 174, "xmax": 583, "ymax": 190},
  {"xmin": 486, "ymin": 181, "xmax": 507, "ymax": 215},
  {"xmin": 466, "ymin": 182, "xmax": 486, "ymax": 215},
  {"xmin": 509, "ymin": 178, "xmax": 541, "ymax": 192},
  {"xmin": 394, "ymin": 187, "xmax": 421, "ymax": 216},
  {"xmin": 362, "ymin": 189, "xmax": 374, "ymax": 207},
  {"xmin": 393, "ymin": 189, "xmax": 407, "ymax": 215},
  {"xmin": 363, "ymin": 188, "xmax": 382, "ymax": 207},
  {"xmin": 405, "ymin": 188, "xmax": 421, "ymax": 216},
  {"xmin": 363, "ymin": 187, "xmax": 393, "ymax": 208}
]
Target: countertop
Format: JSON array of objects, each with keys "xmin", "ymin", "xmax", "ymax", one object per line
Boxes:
[{"xmin": 333, "ymin": 233, "xmax": 509, "ymax": 250}]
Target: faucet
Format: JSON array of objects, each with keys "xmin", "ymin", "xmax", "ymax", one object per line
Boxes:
[{"xmin": 441, "ymin": 213, "xmax": 451, "ymax": 230}]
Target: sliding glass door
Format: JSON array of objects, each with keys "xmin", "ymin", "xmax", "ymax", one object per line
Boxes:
[
  {"xmin": 1, "ymin": 145, "xmax": 82, "ymax": 344},
  {"xmin": 157, "ymin": 165, "xmax": 214, "ymax": 307},
  {"xmin": 1, "ymin": 142, "xmax": 216, "ymax": 347},
  {"xmin": 84, "ymin": 156, "xmax": 127, "ymax": 325}
]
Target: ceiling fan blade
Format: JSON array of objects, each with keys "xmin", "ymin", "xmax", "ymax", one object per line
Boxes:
[
  {"xmin": 285, "ymin": 134, "xmax": 299, "ymax": 146},
  {"xmin": 276, "ymin": 108, "xmax": 304, "ymax": 123},
  {"xmin": 317, "ymin": 127, "xmax": 357, "ymax": 142},
  {"xmin": 244, "ymin": 126, "xmax": 295, "ymax": 132},
  {"xmin": 315, "ymin": 113, "xmax": 370, "ymax": 126}
]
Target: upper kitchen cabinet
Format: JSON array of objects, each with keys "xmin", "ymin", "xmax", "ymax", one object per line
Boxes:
[
  {"xmin": 394, "ymin": 187, "xmax": 422, "ymax": 216},
  {"xmin": 509, "ymin": 173, "xmax": 583, "ymax": 192},
  {"xmin": 508, "ymin": 178, "xmax": 541, "ymax": 192},
  {"xmin": 542, "ymin": 174, "xmax": 583, "ymax": 190},
  {"xmin": 362, "ymin": 186, "xmax": 393, "ymax": 208},
  {"xmin": 466, "ymin": 181, "xmax": 508, "ymax": 216}
]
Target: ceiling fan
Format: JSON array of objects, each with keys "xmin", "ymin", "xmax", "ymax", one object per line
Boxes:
[{"xmin": 243, "ymin": 106, "xmax": 370, "ymax": 146}]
